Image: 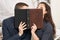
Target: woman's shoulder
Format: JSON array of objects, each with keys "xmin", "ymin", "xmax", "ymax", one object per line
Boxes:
[{"xmin": 43, "ymin": 21, "xmax": 53, "ymax": 33}]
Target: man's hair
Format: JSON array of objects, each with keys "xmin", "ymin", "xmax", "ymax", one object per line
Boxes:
[{"xmin": 15, "ymin": 2, "xmax": 29, "ymax": 9}]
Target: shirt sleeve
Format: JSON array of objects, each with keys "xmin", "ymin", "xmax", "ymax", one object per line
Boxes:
[
  {"xmin": 2, "ymin": 19, "xmax": 22, "ymax": 40},
  {"xmin": 41, "ymin": 22, "xmax": 53, "ymax": 40}
]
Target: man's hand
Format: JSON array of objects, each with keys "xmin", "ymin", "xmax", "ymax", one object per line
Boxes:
[{"xmin": 18, "ymin": 22, "xmax": 27, "ymax": 36}]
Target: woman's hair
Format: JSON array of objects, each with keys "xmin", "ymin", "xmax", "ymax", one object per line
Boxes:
[{"xmin": 38, "ymin": 2, "xmax": 56, "ymax": 37}]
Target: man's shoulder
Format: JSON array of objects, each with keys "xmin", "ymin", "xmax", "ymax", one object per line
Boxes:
[
  {"xmin": 3, "ymin": 16, "xmax": 14, "ymax": 23},
  {"xmin": 2, "ymin": 16, "xmax": 15, "ymax": 28}
]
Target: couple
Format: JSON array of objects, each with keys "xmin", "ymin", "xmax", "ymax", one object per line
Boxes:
[{"xmin": 2, "ymin": 2, "xmax": 56, "ymax": 40}]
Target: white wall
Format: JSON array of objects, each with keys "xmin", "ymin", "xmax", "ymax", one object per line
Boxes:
[{"xmin": 51, "ymin": 0, "xmax": 60, "ymax": 29}]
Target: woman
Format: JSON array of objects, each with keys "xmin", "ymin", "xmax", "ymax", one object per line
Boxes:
[{"xmin": 31, "ymin": 2, "xmax": 56, "ymax": 40}]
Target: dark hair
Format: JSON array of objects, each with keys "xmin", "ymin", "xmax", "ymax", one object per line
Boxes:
[
  {"xmin": 15, "ymin": 2, "xmax": 29, "ymax": 9},
  {"xmin": 38, "ymin": 2, "xmax": 56, "ymax": 37}
]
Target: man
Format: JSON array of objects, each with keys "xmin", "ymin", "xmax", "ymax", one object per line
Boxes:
[{"xmin": 2, "ymin": 2, "xmax": 31, "ymax": 40}]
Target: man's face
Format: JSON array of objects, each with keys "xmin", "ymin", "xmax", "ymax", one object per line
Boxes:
[{"xmin": 19, "ymin": 6, "xmax": 28, "ymax": 9}]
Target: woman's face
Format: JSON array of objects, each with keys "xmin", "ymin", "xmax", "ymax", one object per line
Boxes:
[{"xmin": 37, "ymin": 3, "xmax": 47, "ymax": 18}]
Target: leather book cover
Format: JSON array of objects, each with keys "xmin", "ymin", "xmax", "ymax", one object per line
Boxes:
[
  {"xmin": 29, "ymin": 9, "xmax": 43, "ymax": 29},
  {"xmin": 15, "ymin": 9, "xmax": 43, "ymax": 29}
]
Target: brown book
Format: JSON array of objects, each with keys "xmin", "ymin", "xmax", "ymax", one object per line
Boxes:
[
  {"xmin": 15, "ymin": 9, "xmax": 43, "ymax": 29},
  {"xmin": 29, "ymin": 9, "xmax": 43, "ymax": 29}
]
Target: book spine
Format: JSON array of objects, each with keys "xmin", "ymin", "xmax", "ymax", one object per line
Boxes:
[{"xmin": 27, "ymin": 9, "xmax": 30, "ymax": 29}]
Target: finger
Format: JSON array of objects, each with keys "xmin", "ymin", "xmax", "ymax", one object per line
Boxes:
[
  {"xmin": 31, "ymin": 26, "xmax": 33, "ymax": 29},
  {"xmin": 33, "ymin": 23, "xmax": 35, "ymax": 25},
  {"xmin": 23, "ymin": 24, "xmax": 27, "ymax": 28},
  {"xmin": 20, "ymin": 21, "xmax": 23, "ymax": 25},
  {"xmin": 23, "ymin": 28, "xmax": 27, "ymax": 30},
  {"xmin": 22, "ymin": 22, "xmax": 25, "ymax": 26},
  {"xmin": 33, "ymin": 23, "xmax": 36, "ymax": 26},
  {"xmin": 19, "ymin": 22, "xmax": 22, "ymax": 27},
  {"xmin": 33, "ymin": 24, "xmax": 37, "ymax": 29},
  {"xmin": 33, "ymin": 23, "xmax": 35, "ymax": 26}
]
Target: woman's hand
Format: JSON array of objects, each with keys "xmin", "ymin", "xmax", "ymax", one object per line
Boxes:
[
  {"xmin": 31, "ymin": 23, "xmax": 39, "ymax": 40},
  {"xmin": 18, "ymin": 22, "xmax": 27, "ymax": 36},
  {"xmin": 31, "ymin": 23, "xmax": 37, "ymax": 33}
]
